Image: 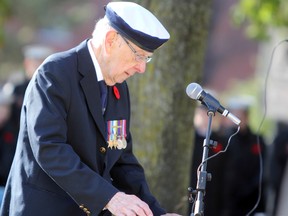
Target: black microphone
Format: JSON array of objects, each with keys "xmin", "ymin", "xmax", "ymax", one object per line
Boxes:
[{"xmin": 186, "ymin": 82, "xmax": 241, "ymax": 125}]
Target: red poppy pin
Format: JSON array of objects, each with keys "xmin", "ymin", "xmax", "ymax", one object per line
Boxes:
[
  {"xmin": 3, "ymin": 132, "xmax": 14, "ymax": 144},
  {"xmin": 212, "ymin": 143, "xmax": 224, "ymax": 153},
  {"xmin": 113, "ymin": 86, "xmax": 120, "ymax": 99},
  {"xmin": 251, "ymin": 143, "xmax": 261, "ymax": 155}
]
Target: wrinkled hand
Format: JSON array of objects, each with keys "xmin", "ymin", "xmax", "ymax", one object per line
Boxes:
[
  {"xmin": 161, "ymin": 214, "xmax": 182, "ymax": 216},
  {"xmin": 106, "ymin": 192, "xmax": 153, "ymax": 216}
]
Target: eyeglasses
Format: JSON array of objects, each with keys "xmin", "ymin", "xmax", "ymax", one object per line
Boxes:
[{"xmin": 119, "ymin": 34, "xmax": 152, "ymax": 63}]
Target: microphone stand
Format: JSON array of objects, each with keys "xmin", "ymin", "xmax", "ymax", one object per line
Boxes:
[{"xmin": 189, "ymin": 104, "xmax": 217, "ymax": 216}]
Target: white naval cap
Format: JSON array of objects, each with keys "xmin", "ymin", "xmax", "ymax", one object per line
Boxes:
[
  {"xmin": 104, "ymin": 1, "xmax": 170, "ymax": 52},
  {"xmin": 227, "ymin": 95, "xmax": 254, "ymax": 111},
  {"xmin": 0, "ymin": 88, "xmax": 13, "ymax": 105},
  {"xmin": 23, "ymin": 44, "xmax": 54, "ymax": 60}
]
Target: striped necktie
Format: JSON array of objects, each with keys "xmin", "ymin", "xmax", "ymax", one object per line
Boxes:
[{"xmin": 99, "ymin": 80, "xmax": 107, "ymax": 114}]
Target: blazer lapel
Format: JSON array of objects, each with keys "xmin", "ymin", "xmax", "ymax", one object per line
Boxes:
[{"xmin": 77, "ymin": 40, "xmax": 107, "ymax": 141}]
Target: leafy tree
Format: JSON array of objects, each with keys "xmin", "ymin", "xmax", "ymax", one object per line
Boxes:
[
  {"xmin": 0, "ymin": 0, "xmax": 11, "ymax": 47},
  {"xmin": 232, "ymin": 0, "xmax": 288, "ymax": 40}
]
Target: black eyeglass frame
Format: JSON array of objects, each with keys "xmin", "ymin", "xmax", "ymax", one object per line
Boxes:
[{"xmin": 118, "ymin": 33, "xmax": 152, "ymax": 63}]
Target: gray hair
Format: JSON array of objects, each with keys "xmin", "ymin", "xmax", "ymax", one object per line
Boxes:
[{"xmin": 92, "ymin": 17, "xmax": 114, "ymax": 46}]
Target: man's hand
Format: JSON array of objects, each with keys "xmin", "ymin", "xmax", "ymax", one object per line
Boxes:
[{"xmin": 106, "ymin": 192, "xmax": 153, "ymax": 216}]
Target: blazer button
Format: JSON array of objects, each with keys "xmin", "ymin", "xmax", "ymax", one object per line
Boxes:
[{"xmin": 100, "ymin": 147, "xmax": 106, "ymax": 153}]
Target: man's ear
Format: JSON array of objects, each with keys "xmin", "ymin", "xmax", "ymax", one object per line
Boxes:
[{"xmin": 105, "ymin": 30, "xmax": 118, "ymax": 54}]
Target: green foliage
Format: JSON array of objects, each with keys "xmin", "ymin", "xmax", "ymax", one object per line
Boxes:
[
  {"xmin": 0, "ymin": 0, "xmax": 100, "ymax": 84},
  {"xmin": 8, "ymin": 0, "xmax": 94, "ymax": 28},
  {"xmin": 0, "ymin": 0, "xmax": 11, "ymax": 46},
  {"xmin": 232, "ymin": 0, "xmax": 288, "ymax": 40}
]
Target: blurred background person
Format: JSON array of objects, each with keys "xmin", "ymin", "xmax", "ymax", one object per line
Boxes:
[
  {"xmin": 0, "ymin": 88, "xmax": 17, "ymax": 206},
  {"xmin": 10, "ymin": 44, "xmax": 54, "ymax": 130},
  {"xmin": 274, "ymin": 152, "xmax": 288, "ymax": 216},
  {"xmin": 220, "ymin": 96, "xmax": 267, "ymax": 216},
  {"xmin": 189, "ymin": 100, "xmax": 228, "ymax": 216},
  {"xmin": 266, "ymin": 121, "xmax": 288, "ymax": 216}
]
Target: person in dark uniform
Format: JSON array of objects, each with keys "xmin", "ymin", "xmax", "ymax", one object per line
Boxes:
[
  {"xmin": 0, "ymin": 2, "xmax": 180, "ymax": 216},
  {"xmin": 220, "ymin": 97, "xmax": 266, "ymax": 216},
  {"xmin": 266, "ymin": 122, "xmax": 288, "ymax": 216},
  {"xmin": 189, "ymin": 104, "xmax": 229, "ymax": 216},
  {"xmin": 11, "ymin": 44, "xmax": 54, "ymax": 130},
  {"xmin": 0, "ymin": 89, "xmax": 18, "ymax": 206}
]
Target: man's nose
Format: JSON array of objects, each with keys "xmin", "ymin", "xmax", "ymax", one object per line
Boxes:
[{"xmin": 134, "ymin": 61, "xmax": 146, "ymax": 74}]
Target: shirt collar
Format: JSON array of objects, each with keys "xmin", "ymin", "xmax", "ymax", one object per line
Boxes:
[{"xmin": 87, "ymin": 39, "xmax": 103, "ymax": 81}]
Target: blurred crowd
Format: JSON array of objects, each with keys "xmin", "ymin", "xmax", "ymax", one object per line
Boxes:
[
  {"xmin": 188, "ymin": 94, "xmax": 288, "ymax": 216},
  {"xmin": 0, "ymin": 45, "xmax": 288, "ymax": 216}
]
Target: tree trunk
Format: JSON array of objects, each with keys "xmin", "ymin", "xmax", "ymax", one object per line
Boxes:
[{"xmin": 127, "ymin": 0, "xmax": 213, "ymax": 214}]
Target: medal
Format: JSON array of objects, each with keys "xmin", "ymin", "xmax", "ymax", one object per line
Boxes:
[
  {"xmin": 122, "ymin": 137, "xmax": 127, "ymax": 149},
  {"xmin": 117, "ymin": 139, "xmax": 123, "ymax": 149},
  {"xmin": 107, "ymin": 119, "xmax": 127, "ymax": 150},
  {"xmin": 116, "ymin": 137, "xmax": 127, "ymax": 150},
  {"xmin": 108, "ymin": 140, "xmax": 115, "ymax": 149}
]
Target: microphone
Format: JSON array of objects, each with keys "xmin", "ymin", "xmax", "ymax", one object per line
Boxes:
[{"xmin": 186, "ymin": 83, "xmax": 241, "ymax": 125}]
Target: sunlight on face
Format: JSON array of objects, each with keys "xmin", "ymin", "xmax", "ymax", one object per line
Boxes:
[{"xmin": 103, "ymin": 33, "xmax": 152, "ymax": 86}]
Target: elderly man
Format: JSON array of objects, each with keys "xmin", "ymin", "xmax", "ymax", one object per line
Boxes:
[{"xmin": 0, "ymin": 2, "xmax": 180, "ymax": 216}]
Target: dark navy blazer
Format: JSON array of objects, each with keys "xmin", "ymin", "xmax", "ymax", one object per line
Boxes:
[{"xmin": 0, "ymin": 40, "xmax": 165, "ymax": 216}]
